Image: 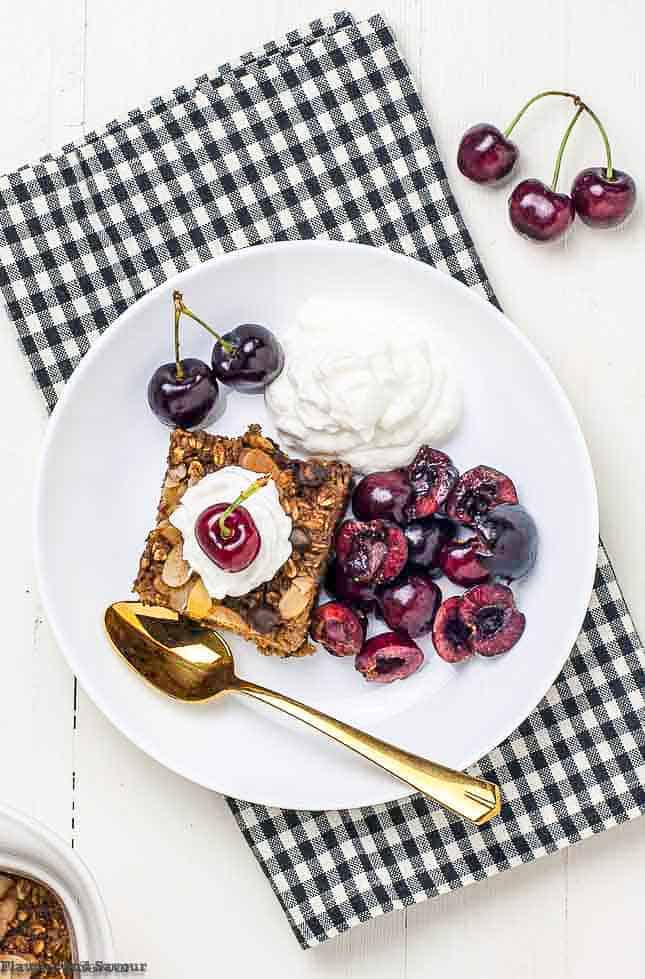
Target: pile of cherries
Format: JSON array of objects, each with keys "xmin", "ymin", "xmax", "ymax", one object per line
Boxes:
[
  {"xmin": 148, "ymin": 290, "xmax": 284, "ymax": 428},
  {"xmin": 458, "ymin": 90, "xmax": 636, "ymax": 242},
  {"xmin": 310, "ymin": 446, "xmax": 538, "ymax": 683}
]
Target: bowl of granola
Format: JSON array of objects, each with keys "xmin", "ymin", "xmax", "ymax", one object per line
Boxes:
[{"xmin": 0, "ymin": 804, "xmax": 113, "ymax": 974}]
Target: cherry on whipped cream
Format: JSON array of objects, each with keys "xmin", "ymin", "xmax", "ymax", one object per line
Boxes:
[{"xmin": 195, "ymin": 475, "xmax": 269, "ymax": 572}]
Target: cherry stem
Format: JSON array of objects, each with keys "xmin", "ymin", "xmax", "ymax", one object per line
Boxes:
[
  {"xmin": 173, "ymin": 295, "xmax": 183, "ymax": 379},
  {"xmin": 551, "ymin": 105, "xmax": 584, "ymax": 191},
  {"xmin": 581, "ymin": 104, "xmax": 614, "ymax": 180},
  {"xmin": 172, "ymin": 290, "xmax": 237, "ymax": 365},
  {"xmin": 504, "ymin": 90, "xmax": 579, "ymax": 137},
  {"xmin": 219, "ymin": 475, "xmax": 271, "ymax": 539}
]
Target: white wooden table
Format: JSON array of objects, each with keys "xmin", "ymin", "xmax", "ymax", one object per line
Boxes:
[{"xmin": 2, "ymin": 2, "xmax": 644, "ymax": 976}]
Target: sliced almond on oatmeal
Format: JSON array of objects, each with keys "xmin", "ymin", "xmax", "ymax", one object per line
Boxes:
[
  {"xmin": 165, "ymin": 463, "xmax": 187, "ymax": 487},
  {"xmin": 208, "ymin": 604, "xmax": 248, "ymax": 631},
  {"xmin": 166, "ymin": 582, "xmax": 191, "ymax": 613},
  {"xmin": 162, "ymin": 543, "xmax": 191, "ymax": 588},
  {"xmin": 0, "ymin": 877, "xmax": 12, "ymax": 901},
  {"xmin": 239, "ymin": 448, "xmax": 278, "ymax": 477},
  {"xmin": 162, "ymin": 483, "xmax": 186, "ymax": 513},
  {"xmin": 279, "ymin": 576, "xmax": 314, "ymax": 620},
  {"xmin": 187, "ymin": 460, "xmax": 204, "ymax": 484},
  {"xmin": 158, "ymin": 521, "xmax": 182, "ymax": 546},
  {"xmin": 187, "ymin": 578, "xmax": 212, "ymax": 619},
  {"xmin": 282, "ymin": 557, "xmax": 298, "ymax": 579}
]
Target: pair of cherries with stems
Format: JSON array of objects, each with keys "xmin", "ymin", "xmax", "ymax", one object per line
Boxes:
[
  {"xmin": 458, "ymin": 90, "xmax": 636, "ymax": 242},
  {"xmin": 147, "ymin": 290, "xmax": 285, "ymax": 429}
]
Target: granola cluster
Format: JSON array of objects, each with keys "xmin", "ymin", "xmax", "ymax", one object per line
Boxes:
[
  {"xmin": 134, "ymin": 425, "xmax": 352, "ymax": 657},
  {"xmin": 0, "ymin": 874, "xmax": 72, "ymax": 976}
]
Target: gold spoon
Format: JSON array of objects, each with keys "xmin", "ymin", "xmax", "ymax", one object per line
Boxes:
[{"xmin": 105, "ymin": 602, "xmax": 502, "ymax": 824}]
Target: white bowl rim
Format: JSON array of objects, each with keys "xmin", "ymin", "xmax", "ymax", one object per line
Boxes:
[{"xmin": 0, "ymin": 802, "xmax": 114, "ymax": 961}]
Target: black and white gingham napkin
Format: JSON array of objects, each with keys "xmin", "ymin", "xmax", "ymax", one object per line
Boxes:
[{"xmin": 0, "ymin": 10, "xmax": 642, "ymax": 949}]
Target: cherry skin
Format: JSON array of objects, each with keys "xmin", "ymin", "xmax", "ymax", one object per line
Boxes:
[
  {"xmin": 352, "ymin": 469, "xmax": 412, "ymax": 524},
  {"xmin": 355, "ymin": 632, "xmax": 424, "ymax": 683},
  {"xmin": 509, "ymin": 179, "xmax": 575, "ymax": 242},
  {"xmin": 378, "ymin": 571, "xmax": 442, "ymax": 638},
  {"xmin": 476, "ymin": 504, "xmax": 538, "ymax": 582},
  {"xmin": 195, "ymin": 503, "xmax": 260, "ymax": 572},
  {"xmin": 212, "ymin": 324, "xmax": 284, "ymax": 393},
  {"xmin": 438, "ymin": 538, "xmax": 490, "ymax": 588},
  {"xmin": 403, "ymin": 517, "xmax": 455, "ymax": 575},
  {"xmin": 571, "ymin": 167, "xmax": 636, "ymax": 228},
  {"xmin": 147, "ymin": 358, "xmax": 218, "ymax": 429},
  {"xmin": 324, "ymin": 559, "xmax": 378, "ymax": 612},
  {"xmin": 457, "ymin": 124, "xmax": 518, "ymax": 184}
]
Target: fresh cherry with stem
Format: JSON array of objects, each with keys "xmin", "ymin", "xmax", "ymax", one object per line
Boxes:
[
  {"xmin": 570, "ymin": 104, "xmax": 636, "ymax": 228},
  {"xmin": 508, "ymin": 104, "xmax": 581, "ymax": 242},
  {"xmin": 147, "ymin": 290, "xmax": 235, "ymax": 429},
  {"xmin": 457, "ymin": 124, "xmax": 519, "ymax": 185},
  {"xmin": 195, "ymin": 474, "xmax": 270, "ymax": 572},
  {"xmin": 457, "ymin": 89, "xmax": 576, "ymax": 185},
  {"xmin": 212, "ymin": 323, "xmax": 285, "ymax": 393}
]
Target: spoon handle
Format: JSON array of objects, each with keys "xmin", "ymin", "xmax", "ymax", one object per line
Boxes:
[{"xmin": 232, "ymin": 678, "xmax": 501, "ymax": 825}]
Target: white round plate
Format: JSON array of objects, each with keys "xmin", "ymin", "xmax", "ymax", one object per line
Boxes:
[{"xmin": 34, "ymin": 241, "xmax": 598, "ymax": 810}]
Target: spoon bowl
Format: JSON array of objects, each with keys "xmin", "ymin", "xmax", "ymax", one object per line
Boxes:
[{"xmin": 105, "ymin": 602, "xmax": 235, "ymax": 702}]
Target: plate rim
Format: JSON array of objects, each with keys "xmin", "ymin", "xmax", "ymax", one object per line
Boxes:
[{"xmin": 33, "ymin": 239, "xmax": 599, "ymax": 809}]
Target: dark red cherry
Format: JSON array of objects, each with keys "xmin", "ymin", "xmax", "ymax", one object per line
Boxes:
[
  {"xmin": 352, "ymin": 469, "xmax": 412, "ymax": 524},
  {"xmin": 446, "ymin": 465, "xmax": 518, "ymax": 526},
  {"xmin": 404, "ymin": 446, "xmax": 458, "ymax": 520},
  {"xmin": 458, "ymin": 124, "xmax": 518, "ymax": 184},
  {"xmin": 460, "ymin": 583, "xmax": 525, "ymax": 656},
  {"xmin": 509, "ymin": 179, "xmax": 575, "ymax": 242},
  {"xmin": 432, "ymin": 596, "xmax": 473, "ymax": 663},
  {"xmin": 212, "ymin": 324, "xmax": 284, "ymax": 392},
  {"xmin": 310, "ymin": 601, "xmax": 366, "ymax": 657},
  {"xmin": 324, "ymin": 559, "xmax": 377, "ymax": 612},
  {"xmin": 147, "ymin": 359, "xmax": 218, "ymax": 429},
  {"xmin": 378, "ymin": 571, "xmax": 441, "ymax": 638},
  {"xmin": 476, "ymin": 504, "xmax": 538, "ymax": 581},
  {"xmin": 438, "ymin": 538, "xmax": 490, "ymax": 587},
  {"xmin": 403, "ymin": 516, "xmax": 456, "ymax": 574},
  {"xmin": 355, "ymin": 632, "xmax": 424, "ymax": 683},
  {"xmin": 571, "ymin": 167, "xmax": 636, "ymax": 228},
  {"xmin": 335, "ymin": 519, "xmax": 407, "ymax": 586},
  {"xmin": 195, "ymin": 502, "xmax": 260, "ymax": 572}
]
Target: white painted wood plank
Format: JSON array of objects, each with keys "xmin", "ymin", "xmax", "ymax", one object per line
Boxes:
[
  {"xmin": 73, "ymin": 695, "xmax": 407, "ymax": 977},
  {"xmin": 566, "ymin": 821, "xmax": 645, "ymax": 979},
  {"xmin": 0, "ymin": 0, "xmax": 86, "ymax": 841},
  {"xmin": 406, "ymin": 853, "xmax": 568, "ymax": 979}
]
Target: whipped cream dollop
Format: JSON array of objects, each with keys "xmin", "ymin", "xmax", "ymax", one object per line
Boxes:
[
  {"xmin": 265, "ymin": 295, "xmax": 462, "ymax": 471},
  {"xmin": 170, "ymin": 466, "xmax": 292, "ymax": 599}
]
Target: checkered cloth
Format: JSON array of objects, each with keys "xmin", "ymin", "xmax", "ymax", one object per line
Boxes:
[{"xmin": 0, "ymin": 9, "xmax": 642, "ymax": 949}]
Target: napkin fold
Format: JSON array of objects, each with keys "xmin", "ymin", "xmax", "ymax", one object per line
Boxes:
[{"xmin": 0, "ymin": 10, "xmax": 642, "ymax": 949}]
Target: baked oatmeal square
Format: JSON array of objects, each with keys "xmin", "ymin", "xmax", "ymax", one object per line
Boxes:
[{"xmin": 133, "ymin": 425, "xmax": 352, "ymax": 657}]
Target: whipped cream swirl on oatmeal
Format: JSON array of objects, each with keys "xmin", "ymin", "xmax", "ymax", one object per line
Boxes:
[
  {"xmin": 265, "ymin": 295, "xmax": 462, "ymax": 471},
  {"xmin": 170, "ymin": 466, "xmax": 292, "ymax": 599}
]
